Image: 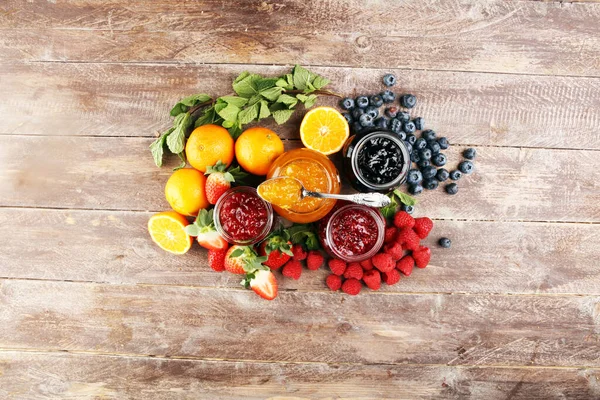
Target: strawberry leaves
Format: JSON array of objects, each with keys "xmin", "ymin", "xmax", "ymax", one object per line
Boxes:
[
  {"xmin": 287, "ymin": 223, "xmax": 320, "ymax": 250},
  {"xmin": 205, "ymin": 160, "xmax": 248, "ymax": 184},
  {"xmin": 184, "ymin": 209, "xmax": 215, "ymax": 237}
]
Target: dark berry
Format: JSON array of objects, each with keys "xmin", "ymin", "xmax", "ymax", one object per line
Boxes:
[
  {"xmin": 428, "ymin": 140, "xmax": 441, "ymax": 154},
  {"xmin": 381, "ymin": 90, "xmax": 395, "ymax": 103},
  {"xmin": 421, "ymin": 166, "xmax": 437, "ymax": 180},
  {"xmin": 403, "ymin": 121, "xmax": 416, "ymax": 134},
  {"xmin": 413, "ymin": 117, "xmax": 424, "ymax": 130},
  {"xmin": 400, "ymin": 94, "xmax": 417, "ymax": 109},
  {"xmin": 340, "ymin": 98, "xmax": 355, "ymax": 110},
  {"xmin": 356, "ymin": 96, "xmax": 369, "ymax": 108},
  {"xmin": 410, "ymin": 151, "xmax": 420, "ymax": 163},
  {"xmin": 414, "ymin": 138, "xmax": 427, "ymax": 150},
  {"xmin": 439, "ymin": 237, "xmax": 451, "ymax": 248},
  {"xmin": 352, "ymin": 107, "xmax": 365, "ymax": 119},
  {"xmin": 397, "ymin": 131, "xmax": 406, "ymax": 141},
  {"xmin": 445, "ymin": 183, "xmax": 458, "ymax": 195},
  {"xmin": 417, "ymin": 158, "xmax": 430, "ymax": 168},
  {"xmin": 359, "ymin": 113, "xmax": 375, "ymax": 127},
  {"xmin": 375, "ymin": 117, "xmax": 388, "ymax": 130},
  {"xmin": 351, "ymin": 121, "xmax": 364, "ymax": 134},
  {"xmin": 463, "ymin": 148, "xmax": 477, "ymax": 160},
  {"xmin": 397, "ymin": 111, "xmax": 410, "ymax": 123},
  {"xmin": 401, "ymin": 203, "xmax": 414, "ymax": 214},
  {"xmin": 437, "ymin": 137, "xmax": 449, "ymax": 150},
  {"xmin": 436, "ymin": 168, "xmax": 449, "ymax": 182},
  {"xmin": 419, "ymin": 149, "xmax": 432, "ymax": 160},
  {"xmin": 385, "ymin": 107, "xmax": 398, "ymax": 118},
  {"xmin": 423, "ymin": 178, "xmax": 439, "ymax": 190},
  {"xmin": 432, "ymin": 153, "xmax": 447, "ymax": 167},
  {"xmin": 422, "ymin": 129, "xmax": 436, "ymax": 141},
  {"xmin": 458, "ymin": 160, "xmax": 475, "ymax": 174},
  {"xmin": 449, "ymin": 170, "xmax": 462, "ymax": 180},
  {"xmin": 365, "ymin": 106, "xmax": 379, "ymax": 119},
  {"xmin": 370, "ymin": 95, "xmax": 384, "ymax": 108},
  {"xmin": 390, "ymin": 118, "xmax": 402, "ymax": 134},
  {"xmin": 408, "ymin": 184, "xmax": 423, "ymax": 195},
  {"xmin": 342, "ymin": 113, "xmax": 353, "ymax": 125},
  {"xmin": 406, "ymin": 169, "xmax": 423, "ymax": 185},
  {"xmin": 406, "ymin": 134, "xmax": 417, "ymax": 145},
  {"xmin": 404, "ymin": 141, "xmax": 413, "ymax": 154},
  {"xmin": 383, "ymin": 73, "xmax": 397, "ymax": 87}
]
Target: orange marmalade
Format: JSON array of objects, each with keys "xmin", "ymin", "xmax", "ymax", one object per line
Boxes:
[{"xmin": 266, "ymin": 148, "xmax": 340, "ymax": 223}]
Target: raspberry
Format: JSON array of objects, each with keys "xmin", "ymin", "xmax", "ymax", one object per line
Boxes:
[
  {"xmin": 372, "ymin": 253, "xmax": 395, "ymax": 273},
  {"xmin": 328, "ymin": 259, "xmax": 347, "ymax": 276},
  {"xmin": 326, "ymin": 274, "xmax": 342, "ymax": 291},
  {"xmin": 291, "ymin": 244, "xmax": 307, "ymax": 261},
  {"xmin": 341, "ymin": 278, "xmax": 362, "ymax": 296},
  {"xmin": 413, "ymin": 246, "xmax": 431, "ymax": 268},
  {"xmin": 393, "ymin": 211, "xmax": 415, "ymax": 230},
  {"xmin": 306, "ymin": 250, "xmax": 324, "ymax": 270},
  {"xmin": 362, "ymin": 270, "xmax": 381, "ymax": 290},
  {"xmin": 383, "ymin": 241, "xmax": 403, "ymax": 261},
  {"xmin": 413, "ymin": 217, "xmax": 433, "ymax": 239},
  {"xmin": 384, "ymin": 226, "xmax": 398, "ymax": 243},
  {"xmin": 396, "ymin": 255, "xmax": 414, "ymax": 276},
  {"xmin": 396, "ymin": 228, "xmax": 420, "ymax": 251},
  {"xmin": 382, "ymin": 268, "xmax": 401, "ymax": 285},
  {"xmin": 360, "ymin": 258, "xmax": 374, "ymax": 271},
  {"xmin": 282, "ymin": 260, "xmax": 302, "ymax": 280},
  {"xmin": 344, "ymin": 263, "xmax": 363, "ymax": 280}
]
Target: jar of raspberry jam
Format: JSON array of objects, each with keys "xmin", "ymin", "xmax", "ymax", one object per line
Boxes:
[
  {"xmin": 214, "ymin": 186, "xmax": 273, "ymax": 245},
  {"xmin": 319, "ymin": 204, "xmax": 385, "ymax": 262}
]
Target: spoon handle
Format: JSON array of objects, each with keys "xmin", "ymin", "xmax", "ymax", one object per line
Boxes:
[{"xmin": 303, "ymin": 190, "xmax": 391, "ymax": 208}]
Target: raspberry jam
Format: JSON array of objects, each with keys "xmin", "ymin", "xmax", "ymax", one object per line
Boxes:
[{"xmin": 214, "ymin": 187, "xmax": 273, "ymax": 245}]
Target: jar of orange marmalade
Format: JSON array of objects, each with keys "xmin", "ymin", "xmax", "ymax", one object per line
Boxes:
[{"xmin": 266, "ymin": 148, "xmax": 341, "ymax": 223}]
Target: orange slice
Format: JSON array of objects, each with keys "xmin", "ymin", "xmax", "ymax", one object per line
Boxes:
[
  {"xmin": 148, "ymin": 211, "xmax": 193, "ymax": 255},
  {"xmin": 299, "ymin": 106, "xmax": 349, "ymax": 155}
]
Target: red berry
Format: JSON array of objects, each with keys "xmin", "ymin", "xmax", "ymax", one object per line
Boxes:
[
  {"xmin": 372, "ymin": 253, "xmax": 395, "ymax": 273},
  {"xmin": 282, "ymin": 260, "xmax": 303, "ymax": 280},
  {"xmin": 344, "ymin": 263, "xmax": 364, "ymax": 280},
  {"xmin": 396, "ymin": 255, "xmax": 415, "ymax": 276},
  {"xmin": 362, "ymin": 269, "xmax": 381, "ymax": 290},
  {"xmin": 341, "ymin": 278, "xmax": 362, "ymax": 296},
  {"xmin": 328, "ymin": 259, "xmax": 347, "ymax": 276},
  {"xmin": 396, "ymin": 227, "xmax": 420, "ymax": 251},
  {"xmin": 384, "ymin": 226, "xmax": 398, "ymax": 243},
  {"xmin": 413, "ymin": 246, "xmax": 431, "ymax": 268},
  {"xmin": 413, "ymin": 217, "xmax": 433, "ymax": 239},
  {"xmin": 382, "ymin": 268, "xmax": 401, "ymax": 285},
  {"xmin": 326, "ymin": 274, "xmax": 342, "ymax": 291},
  {"xmin": 306, "ymin": 250, "xmax": 324, "ymax": 270},
  {"xmin": 291, "ymin": 244, "xmax": 308, "ymax": 261},
  {"xmin": 360, "ymin": 258, "xmax": 374, "ymax": 271},
  {"xmin": 383, "ymin": 241, "xmax": 403, "ymax": 261},
  {"xmin": 207, "ymin": 248, "xmax": 228, "ymax": 272},
  {"xmin": 393, "ymin": 211, "xmax": 415, "ymax": 230}
]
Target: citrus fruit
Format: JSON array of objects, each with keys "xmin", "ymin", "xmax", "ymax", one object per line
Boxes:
[
  {"xmin": 148, "ymin": 211, "xmax": 193, "ymax": 254},
  {"xmin": 185, "ymin": 124, "xmax": 235, "ymax": 173},
  {"xmin": 299, "ymin": 106, "xmax": 349, "ymax": 155},
  {"xmin": 164, "ymin": 168, "xmax": 209, "ymax": 216},
  {"xmin": 235, "ymin": 127, "xmax": 284, "ymax": 175}
]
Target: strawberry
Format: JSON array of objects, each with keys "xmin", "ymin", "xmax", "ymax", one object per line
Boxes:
[
  {"xmin": 247, "ymin": 269, "xmax": 278, "ymax": 300},
  {"xmin": 204, "ymin": 161, "xmax": 248, "ymax": 205},
  {"xmin": 413, "ymin": 217, "xmax": 433, "ymax": 239},
  {"xmin": 326, "ymin": 274, "xmax": 342, "ymax": 291},
  {"xmin": 384, "ymin": 226, "xmax": 398, "ymax": 243},
  {"xmin": 207, "ymin": 248, "xmax": 228, "ymax": 272},
  {"xmin": 344, "ymin": 263, "xmax": 363, "ymax": 280},
  {"xmin": 306, "ymin": 250, "xmax": 324, "ymax": 270},
  {"xmin": 362, "ymin": 269, "xmax": 381, "ymax": 291},
  {"xmin": 393, "ymin": 211, "xmax": 415, "ymax": 230},
  {"xmin": 185, "ymin": 209, "xmax": 228, "ymax": 250},
  {"xmin": 258, "ymin": 229, "xmax": 293, "ymax": 270},
  {"xmin": 291, "ymin": 244, "xmax": 308, "ymax": 261},
  {"xmin": 282, "ymin": 259, "xmax": 302, "ymax": 280},
  {"xmin": 396, "ymin": 255, "xmax": 414, "ymax": 276},
  {"xmin": 341, "ymin": 278, "xmax": 362, "ymax": 296},
  {"xmin": 413, "ymin": 246, "xmax": 431, "ymax": 268},
  {"xmin": 224, "ymin": 245, "xmax": 267, "ymax": 275},
  {"xmin": 396, "ymin": 227, "xmax": 420, "ymax": 251}
]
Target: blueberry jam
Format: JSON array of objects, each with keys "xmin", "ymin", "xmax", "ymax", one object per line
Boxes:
[{"xmin": 356, "ymin": 136, "xmax": 404, "ymax": 185}]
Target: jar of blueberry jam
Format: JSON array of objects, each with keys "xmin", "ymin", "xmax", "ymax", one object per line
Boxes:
[
  {"xmin": 214, "ymin": 186, "xmax": 273, "ymax": 245},
  {"xmin": 342, "ymin": 131, "xmax": 410, "ymax": 193},
  {"xmin": 319, "ymin": 204, "xmax": 385, "ymax": 262}
]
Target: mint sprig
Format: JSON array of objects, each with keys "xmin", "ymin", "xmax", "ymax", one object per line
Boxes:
[{"xmin": 380, "ymin": 190, "xmax": 418, "ymax": 219}]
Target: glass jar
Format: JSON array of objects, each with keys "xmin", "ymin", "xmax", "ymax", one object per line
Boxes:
[
  {"xmin": 319, "ymin": 204, "xmax": 385, "ymax": 262},
  {"xmin": 342, "ymin": 130, "xmax": 410, "ymax": 193},
  {"xmin": 266, "ymin": 148, "xmax": 341, "ymax": 223},
  {"xmin": 214, "ymin": 186, "xmax": 273, "ymax": 245}
]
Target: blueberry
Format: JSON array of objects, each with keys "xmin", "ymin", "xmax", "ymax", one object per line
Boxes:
[
  {"xmin": 408, "ymin": 184, "xmax": 423, "ymax": 195},
  {"xmin": 428, "ymin": 140, "xmax": 441, "ymax": 154},
  {"xmin": 381, "ymin": 90, "xmax": 396, "ymax": 103},
  {"xmin": 351, "ymin": 121, "xmax": 364, "ymax": 134},
  {"xmin": 413, "ymin": 117, "xmax": 425, "ymax": 130},
  {"xmin": 414, "ymin": 138, "xmax": 427, "ymax": 150},
  {"xmin": 438, "ymin": 237, "xmax": 451, "ymax": 248},
  {"xmin": 370, "ymin": 95, "xmax": 384, "ymax": 107},
  {"xmin": 432, "ymin": 153, "xmax": 447, "ymax": 167},
  {"xmin": 400, "ymin": 94, "xmax": 417, "ymax": 109},
  {"xmin": 437, "ymin": 137, "xmax": 449, "ymax": 150},
  {"xmin": 401, "ymin": 203, "xmax": 414, "ymax": 214},
  {"xmin": 403, "ymin": 141, "xmax": 413, "ymax": 154},
  {"xmin": 463, "ymin": 148, "xmax": 477, "ymax": 160},
  {"xmin": 417, "ymin": 158, "xmax": 430, "ymax": 168},
  {"xmin": 340, "ymin": 97, "xmax": 355, "ymax": 110},
  {"xmin": 390, "ymin": 118, "xmax": 402, "ymax": 134},
  {"xmin": 406, "ymin": 134, "xmax": 417, "ymax": 145},
  {"xmin": 397, "ymin": 111, "xmax": 410, "ymax": 123},
  {"xmin": 458, "ymin": 160, "xmax": 475, "ymax": 174},
  {"xmin": 385, "ymin": 107, "xmax": 398, "ymax": 118},
  {"xmin": 422, "ymin": 129, "xmax": 436, "ymax": 141},
  {"xmin": 356, "ymin": 96, "xmax": 369, "ymax": 108},
  {"xmin": 449, "ymin": 170, "xmax": 462, "ymax": 180},
  {"xmin": 359, "ymin": 113, "xmax": 375, "ymax": 127},
  {"xmin": 445, "ymin": 183, "xmax": 458, "ymax": 195},
  {"xmin": 423, "ymin": 178, "xmax": 439, "ymax": 190},
  {"xmin": 352, "ymin": 107, "xmax": 365, "ymax": 119},
  {"xmin": 375, "ymin": 117, "xmax": 389, "ymax": 130},
  {"xmin": 342, "ymin": 113, "xmax": 353, "ymax": 125},
  {"xmin": 419, "ymin": 149, "xmax": 432, "ymax": 160},
  {"xmin": 421, "ymin": 166, "xmax": 437, "ymax": 180},
  {"xmin": 383, "ymin": 73, "xmax": 397, "ymax": 87},
  {"xmin": 406, "ymin": 169, "xmax": 423, "ymax": 185},
  {"xmin": 397, "ymin": 131, "xmax": 406, "ymax": 141},
  {"xmin": 410, "ymin": 151, "xmax": 420, "ymax": 163},
  {"xmin": 436, "ymin": 168, "xmax": 449, "ymax": 182},
  {"xmin": 403, "ymin": 121, "xmax": 416, "ymax": 134},
  {"xmin": 365, "ymin": 105, "xmax": 379, "ymax": 119}
]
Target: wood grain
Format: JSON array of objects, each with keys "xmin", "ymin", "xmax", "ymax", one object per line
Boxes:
[
  {"xmin": 0, "ymin": 351, "xmax": 599, "ymax": 400},
  {"xmin": 1, "ymin": 208, "xmax": 599, "ymax": 295},
  {"xmin": 1, "ymin": 0, "xmax": 600, "ymax": 77},
  {"xmin": 1, "ymin": 136, "xmax": 598, "ymax": 222},
  {"xmin": 1, "ymin": 279, "xmax": 599, "ymax": 367},
  {"xmin": 2, "ymin": 63, "xmax": 600, "ymax": 151}
]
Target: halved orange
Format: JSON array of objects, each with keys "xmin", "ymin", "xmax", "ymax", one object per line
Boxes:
[
  {"xmin": 299, "ymin": 106, "xmax": 349, "ymax": 155},
  {"xmin": 148, "ymin": 211, "xmax": 193, "ymax": 255}
]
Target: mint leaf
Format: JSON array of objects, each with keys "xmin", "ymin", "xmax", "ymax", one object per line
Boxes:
[
  {"xmin": 296, "ymin": 93, "xmax": 308, "ymax": 102},
  {"xmin": 238, "ymin": 103, "xmax": 259, "ymax": 124},
  {"xmin": 272, "ymin": 109, "xmax": 295, "ymax": 124},
  {"xmin": 260, "ymin": 86, "xmax": 284, "ymax": 101},
  {"xmin": 217, "ymin": 103, "xmax": 240, "ymax": 122},
  {"xmin": 179, "ymin": 93, "xmax": 211, "ymax": 107},
  {"xmin": 394, "ymin": 189, "xmax": 418, "ymax": 206},
  {"xmin": 149, "ymin": 128, "xmax": 172, "ymax": 167},
  {"xmin": 195, "ymin": 107, "xmax": 216, "ymax": 128},
  {"xmin": 256, "ymin": 77, "xmax": 279, "ymax": 92},
  {"xmin": 222, "ymin": 120, "xmax": 234, "ymax": 128},
  {"xmin": 293, "ymin": 65, "xmax": 313, "ymax": 91},
  {"xmin": 304, "ymin": 94, "xmax": 318, "ymax": 108},
  {"xmin": 277, "ymin": 94, "xmax": 298, "ymax": 107},
  {"xmin": 380, "ymin": 198, "xmax": 398, "ymax": 219},
  {"xmin": 214, "ymin": 100, "xmax": 227, "ymax": 114},
  {"xmin": 220, "ymin": 96, "xmax": 248, "ymax": 108},
  {"xmin": 233, "ymin": 74, "xmax": 260, "ymax": 98},
  {"xmin": 174, "ymin": 152, "xmax": 187, "ymax": 171},
  {"xmin": 167, "ymin": 112, "xmax": 192, "ymax": 154},
  {"xmin": 228, "ymin": 124, "xmax": 242, "ymax": 139},
  {"xmin": 258, "ymin": 100, "xmax": 271, "ymax": 119},
  {"xmin": 234, "ymin": 71, "xmax": 250, "ymax": 84},
  {"xmin": 170, "ymin": 103, "xmax": 189, "ymax": 117},
  {"xmin": 247, "ymin": 93, "xmax": 262, "ymax": 107},
  {"xmin": 311, "ymin": 75, "xmax": 330, "ymax": 90},
  {"xmin": 305, "ymin": 234, "xmax": 320, "ymax": 250}
]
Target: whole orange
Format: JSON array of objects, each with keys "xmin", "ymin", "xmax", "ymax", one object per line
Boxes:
[
  {"xmin": 164, "ymin": 168, "xmax": 209, "ymax": 216},
  {"xmin": 235, "ymin": 127, "xmax": 284, "ymax": 175},
  {"xmin": 185, "ymin": 124, "xmax": 235, "ymax": 173}
]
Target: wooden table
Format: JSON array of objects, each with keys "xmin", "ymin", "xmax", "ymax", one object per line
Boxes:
[{"xmin": 1, "ymin": 1, "xmax": 600, "ymax": 398}]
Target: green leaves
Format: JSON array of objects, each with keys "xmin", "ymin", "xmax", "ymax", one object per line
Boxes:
[
  {"xmin": 149, "ymin": 128, "xmax": 172, "ymax": 168},
  {"xmin": 272, "ymin": 109, "xmax": 295, "ymax": 125},
  {"xmin": 170, "ymin": 94, "xmax": 211, "ymax": 116},
  {"xmin": 292, "ymin": 64, "xmax": 330, "ymax": 93},
  {"xmin": 238, "ymin": 102, "xmax": 259, "ymax": 124},
  {"xmin": 288, "ymin": 224, "xmax": 320, "ymax": 250},
  {"xmin": 380, "ymin": 190, "xmax": 418, "ymax": 219},
  {"xmin": 166, "ymin": 112, "xmax": 192, "ymax": 154},
  {"xmin": 394, "ymin": 189, "xmax": 417, "ymax": 207}
]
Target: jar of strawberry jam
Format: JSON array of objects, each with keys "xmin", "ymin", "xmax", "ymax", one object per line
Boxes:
[
  {"xmin": 319, "ymin": 204, "xmax": 385, "ymax": 262},
  {"xmin": 214, "ymin": 186, "xmax": 273, "ymax": 245}
]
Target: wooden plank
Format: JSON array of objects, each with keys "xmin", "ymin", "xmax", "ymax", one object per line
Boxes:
[
  {"xmin": 2, "ymin": 63, "xmax": 600, "ymax": 151},
  {"xmin": 1, "ymin": 208, "xmax": 599, "ymax": 295},
  {"xmin": 1, "ymin": 1, "xmax": 599, "ymax": 77},
  {"xmin": 0, "ymin": 351, "xmax": 598, "ymax": 399},
  {"xmin": 1, "ymin": 136, "xmax": 599, "ymax": 222},
  {"xmin": 0, "ymin": 279, "xmax": 599, "ymax": 367}
]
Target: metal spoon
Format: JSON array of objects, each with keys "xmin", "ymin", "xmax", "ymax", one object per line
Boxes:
[{"xmin": 257, "ymin": 177, "xmax": 391, "ymax": 208}]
